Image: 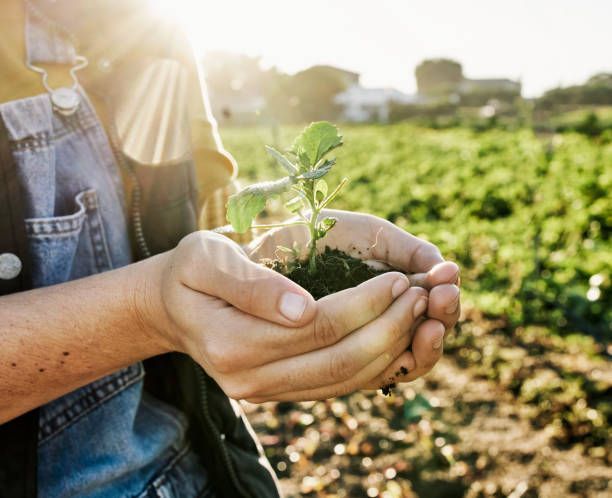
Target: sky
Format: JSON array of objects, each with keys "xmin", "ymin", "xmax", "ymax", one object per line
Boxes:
[{"xmin": 155, "ymin": 0, "xmax": 612, "ymax": 97}]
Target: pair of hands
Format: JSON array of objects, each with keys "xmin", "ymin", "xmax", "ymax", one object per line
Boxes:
[{"xmin": 146, "ymin": 210, "xmax": 460, "ymax": 402}]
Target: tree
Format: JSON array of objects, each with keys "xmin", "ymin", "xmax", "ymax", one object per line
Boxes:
[
  {"xmin": 415, "ymin": 59, "xmax": 463, "ymax": 96},
  {"xmin": 586, "ymin": 73, "xmax": 612, "ymax": 87},
  {"xmin": 536, "ymin": 72, "xmax": 612, "ymax": 110},
  {"xmin": 285, "ymin": 66, "xmax": 350, "ymax": 122}
]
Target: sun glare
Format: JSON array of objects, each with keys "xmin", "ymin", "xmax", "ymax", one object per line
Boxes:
[{"xmin": 149, "ymin": 0, "xmax": 236, "ymax": 54}]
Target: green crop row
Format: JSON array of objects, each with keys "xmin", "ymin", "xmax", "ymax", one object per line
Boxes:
[{"xmin": 221, "ymin": 124, "xmax": 611, "ymax": 340}]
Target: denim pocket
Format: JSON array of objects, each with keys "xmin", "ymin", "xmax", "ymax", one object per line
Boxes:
[{"xmin": 25, "ymin": 188, "xmax": 113, "ymax": 287}]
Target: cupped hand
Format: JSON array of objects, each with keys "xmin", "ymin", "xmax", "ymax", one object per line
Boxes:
[
  {"xmin": 247, "ymin": 209, "xmax": 461, "ymax": 388},
  {"xmin": 146, "ymin": 230, "xmax": 431, "ymax": 401}
]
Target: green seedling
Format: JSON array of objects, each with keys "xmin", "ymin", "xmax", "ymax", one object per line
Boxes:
[{"xmin": 227, "ymin": 121, "xmax": 348, "ymax": 273}]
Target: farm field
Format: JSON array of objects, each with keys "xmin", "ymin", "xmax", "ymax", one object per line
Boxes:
[{"xmin": 221, "ymin": 124, "xmax": 611, "ymax": 498}]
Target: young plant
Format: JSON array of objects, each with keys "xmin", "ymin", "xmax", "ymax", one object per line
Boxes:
[{"xmin": 226, "ymin": 121, "xmax": 348, "ymax": 273}]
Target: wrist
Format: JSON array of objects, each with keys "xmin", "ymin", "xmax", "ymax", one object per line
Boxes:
[{"xmin": 129, "ymin": 252, "xmax": 176, "ymax": 355}]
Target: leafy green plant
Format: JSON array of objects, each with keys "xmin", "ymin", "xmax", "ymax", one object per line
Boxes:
[{"xmin": 227, "ymin": 121, "xmax": 348, "ymax": 273}]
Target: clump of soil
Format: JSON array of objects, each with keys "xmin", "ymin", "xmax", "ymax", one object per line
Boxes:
[
  {"xmin": 268, "ymin": 246, "xmax": 388, "ymax": 300},
  {"xmin": 269, "ymin": 246, "xmax": 401, "ymax": 394}
]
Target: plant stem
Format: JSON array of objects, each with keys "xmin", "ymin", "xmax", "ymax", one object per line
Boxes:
[{"xmin": 307, "ymin": 178, "xmax": 320, "ymax": 274}]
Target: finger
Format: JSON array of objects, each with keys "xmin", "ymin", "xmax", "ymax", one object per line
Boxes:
[
  {"xmin": 246, "ymin": 325, "xmax": 413, "ymax": 402},
  {"xmin": 408, "ymin": 261, "xmax": 460, "ymax": 289},
  {"xmin": 235, "ymin": 286, "xmax": 428, "ymax": 397},
  {"xmin": 194, "ymin": 271, "xmax": 413, "ymax": 372},
  {"xmin": 182, "ymin": 231, "xmax": 316, "ymax": 327},
  {"xmin": 310, "ymin": 210, "xmax": 443, "ymax": 274},
  {"xmin": 362, "ymin": 319, "xmax": 445, "ymax": 389},
  {"xmin": 428, "ymin": 284, "xmax": 460, "ymax": 332},
  {"xmin": 363, "ymin": 215, "xmax": 444, "ymax": 273}
]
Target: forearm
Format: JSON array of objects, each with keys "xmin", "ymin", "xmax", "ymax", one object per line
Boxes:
[{"xmin": 0, "ymin": 253, "xmax": 171, "ymax": 424}]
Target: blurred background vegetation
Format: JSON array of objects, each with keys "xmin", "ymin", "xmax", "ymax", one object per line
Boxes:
[{"xmin": 206, "ymin": 47, "xmax": 611, "ymax": 498}]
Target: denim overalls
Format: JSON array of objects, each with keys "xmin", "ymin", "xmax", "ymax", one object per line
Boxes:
[{"xmin": 0, "ymin": 3, "xmax": 212, "ymax": 497}]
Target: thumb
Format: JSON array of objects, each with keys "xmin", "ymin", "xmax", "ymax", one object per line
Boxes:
[{"xmin": 186, "ymin": 232, "xmax": 316, "ymax": 326}]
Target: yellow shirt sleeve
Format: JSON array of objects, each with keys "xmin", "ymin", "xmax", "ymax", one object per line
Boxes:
[{"xmin": 189, "ymin": 54, "xmax": 238, "ymax": 204}]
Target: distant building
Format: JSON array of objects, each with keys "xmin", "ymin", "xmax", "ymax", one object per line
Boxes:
[
  {"xmin": 334, "ymin": 85, "xmax": 419, "ymax": 122},
  {"xmin": 413, "ymin": 59, "xmax": 521, "ymax": 105},
  {"xmin": 304, "ymin": 65, "xmax": 361, "ymax": 87}
]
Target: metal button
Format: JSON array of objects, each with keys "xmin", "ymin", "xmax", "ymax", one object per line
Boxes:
[
  {"xmin": 50, "ymin": 87, "xmax": 81, "ymax": 116},
  {"xmin": 0, "ymin": 253, "xmax": 22, "ymax": 280}
]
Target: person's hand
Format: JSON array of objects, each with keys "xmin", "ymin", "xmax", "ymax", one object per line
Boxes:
[
  {"xmin": 247, "ymin": 209, "xmax": 460, "ymax": 388},
  {"xmin": 143, "ymin": 230, "xmax": 431, "ymax": 401}
]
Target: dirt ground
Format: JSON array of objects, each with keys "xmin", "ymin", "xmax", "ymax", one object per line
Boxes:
[{"xmin": 243, "ymin": 311, "xmax": 612, "ymax": 498}]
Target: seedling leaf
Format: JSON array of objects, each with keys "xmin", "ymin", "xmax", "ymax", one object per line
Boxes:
[
  {"xmin": 314, "ymin": 179, "xmax": 328, "ymax": 204},
  {"xmin": 300, "ymin": 159, "xmax": 335, "ymax": 180},
  {"xmin": 292, "ymin": 121, "xmax": 343, "ymax": 168},
  {"xmin": 265, "ymin": 145, "xmax": 298, "ymax": 175},
  {"xmin": 227, "ymin": 191, "xmax": 266, "ymax": 233},
  {"xmin": 227, "ymin": 177, "xmax": 294, "ymax": 233},
  {"xmin": 315, "ymin": 216, "xmax": 337, "ymax": 238},
  {"xmin": 225, "ymin": 122, "xmax": 347, "ymax": 275}
]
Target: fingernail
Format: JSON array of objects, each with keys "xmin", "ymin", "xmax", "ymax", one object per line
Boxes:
[
  {"xmin": 432, "ymin": 324, "xmax": 445, "ymax": 350},
  {"xmin": 279, "ymin": 292, "xmax": 307, "ymax": 321},
  {"xmin": 432, "ymin": 336, "xmax": 444, "ymax": 350},
  {"xmin": 444, "ymin": 293, "xmax": 460, "ymax": 314},
  {"xmin": 414, "ymin": 296, "xmax": 428, "ymax": 318},
  {"xmin": 391, "ymin": 277, "xmax": 410, "ymax": 298}
]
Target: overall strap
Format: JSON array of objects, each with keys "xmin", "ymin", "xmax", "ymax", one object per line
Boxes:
[
  {"xmin": 0, "ymin": 114, "xmax": 38, "ymax": 498},
  {"xmin": 25, "ymin": 0, "xmax": 76, "ymax": 66}
]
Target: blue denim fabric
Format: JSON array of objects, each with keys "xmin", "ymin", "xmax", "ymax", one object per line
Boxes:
[{"xmin": 0, "ymin": 90, "xmax": 210, "ymax": 497}]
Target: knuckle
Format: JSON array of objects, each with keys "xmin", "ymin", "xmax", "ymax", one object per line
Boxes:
[
  {"xmin": 379, "ymin": 317, "xmax": 403, "ymax": 343},
  {"xmin": 409, "ymin": 286, "xmax": 428, "ymax": 299},
  {"xmin": 327, "ymin": 351, "xmax": 353, "ymax": 383},
  {"xmin": 414, "ymin": 241, "xmax": 440, "ymax": 262},
  {"xmin": 362, "ymin": 291, "xmax": 380, "ymax": 315},
  {"xmin": 312, "ymin": 311, "xmax": 341, "ymax": 348},
  {"xmin": 238, "ymin": 282, "xmax": 258, "ymax": 312},
  {"xmin": 423, "ymin": 241, "xmax": 440, "ymax": 256},
  {"xmin": 179, "ymin": 230, "xmax": 207, "ymax": 256}
]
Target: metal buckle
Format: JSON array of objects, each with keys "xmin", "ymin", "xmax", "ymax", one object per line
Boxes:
[{"xmin": 26, "ymin": 55, "xmax": 89, "ymax": 116}]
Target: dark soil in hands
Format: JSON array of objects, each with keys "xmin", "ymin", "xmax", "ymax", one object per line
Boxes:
[
  {"xmin": 268, "ymin": 246, "xmax": 401, "ymax": 395},
  {"xmin": 268, "ymin": 246, "xmax": 389, "ymax": 300}
]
